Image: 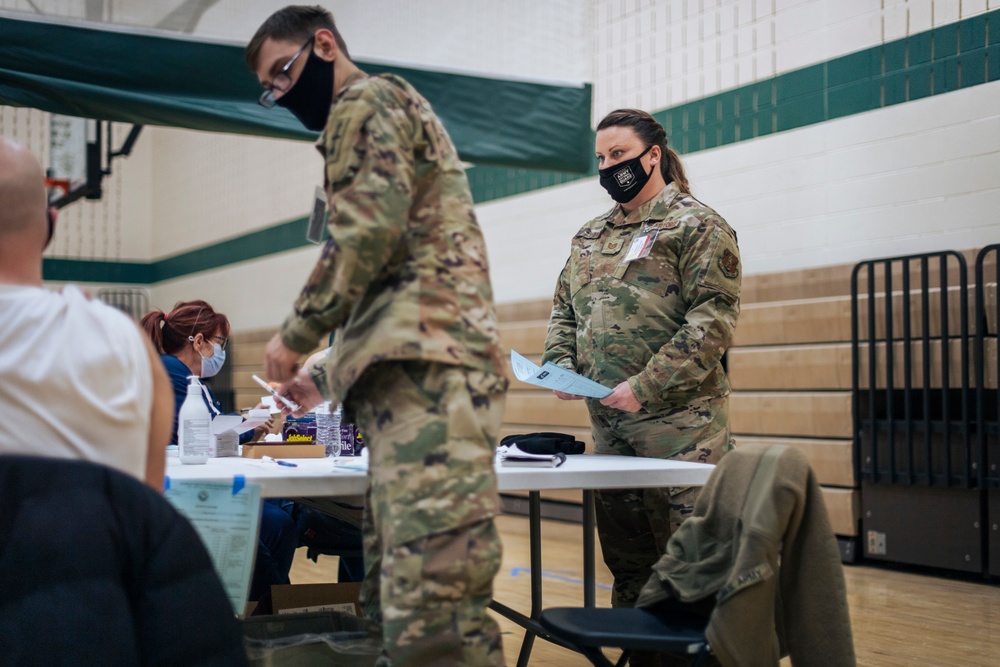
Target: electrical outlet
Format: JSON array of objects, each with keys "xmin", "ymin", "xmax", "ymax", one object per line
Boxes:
[{"xmin": 867, "ymin": 530, "xmax": 887, "ymax": 555}]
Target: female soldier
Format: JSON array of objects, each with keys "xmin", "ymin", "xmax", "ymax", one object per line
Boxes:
[{"xmin": 543, "ymin": 109, "xmax": 741, "ymax": 622}]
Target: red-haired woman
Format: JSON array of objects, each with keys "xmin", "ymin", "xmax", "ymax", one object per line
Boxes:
[
  {"xmin": 141, "ymin": 300, "xmax": 294, "ymax": 606},
  {"xmin": 140, "ymin": 299, "xmax": 272, "ymax": 444}
]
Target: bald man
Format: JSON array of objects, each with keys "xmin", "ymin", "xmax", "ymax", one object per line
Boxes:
[{"xmin": 0, "ymin": 138, "xmax": 174, "ymax": 489}]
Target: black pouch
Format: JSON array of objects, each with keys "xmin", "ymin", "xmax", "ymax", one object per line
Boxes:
[{"xmin": 500, "ymin": 432, "xmax": 586, "ymax": 456}]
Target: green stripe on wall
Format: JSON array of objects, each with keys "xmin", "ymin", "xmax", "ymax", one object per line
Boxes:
[
  {"xmin": 468, "ymin": 8, "xmax": 1000, "ymax": 203},
  {"xmin": 153, "ymin": 216, "xmax": 310, "ymax": 281},
  {"xmin": 43, "ymin": 215, "xmax": 311, "ymax": 284},
  {"xmin": 46, "ymin": 9, "xmax": 1000, "ymax": 285},
  {"xmin": 43, "ymin": 258, "xmax": 151, "ymax": 283}
]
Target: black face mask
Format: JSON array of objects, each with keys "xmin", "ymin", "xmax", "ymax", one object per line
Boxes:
[
  {"xmin": 276, "ymin": 48, "xmax": 335, "ymax": 132},
  {"xmin": 598, "ymin": 145, "xmax": 653, "ymax": 203}
]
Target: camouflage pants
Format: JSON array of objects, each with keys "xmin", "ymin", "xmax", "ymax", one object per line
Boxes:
[
  {"xmin": 590, "ymin": 394, "xmax": 732, "ymax": 609},
  {"xmin": 346, "ymin": 361, "xmax": 507, "ymax": 667}
]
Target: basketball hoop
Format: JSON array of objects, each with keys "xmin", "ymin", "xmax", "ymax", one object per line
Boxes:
[{"xmin": 44, "ymin": 177, "xmax": 71, "ymax": 194}]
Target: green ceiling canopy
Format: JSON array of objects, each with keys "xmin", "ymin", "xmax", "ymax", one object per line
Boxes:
[{"xmin": 0, "ymin": 14, "xmax": 593, "ymax": 172}]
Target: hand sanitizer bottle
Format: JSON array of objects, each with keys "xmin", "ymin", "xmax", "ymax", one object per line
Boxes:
[{"xmin": 179, "ymin": 375, "xmax": 210, "ymax": 465}]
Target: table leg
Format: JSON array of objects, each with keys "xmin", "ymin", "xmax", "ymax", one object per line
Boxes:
[
  {"xmin": 515, "ymin": 490, "xmax": 541, "ymax": 667},
  {"xmin": 487, "ymin": 490, "xmax": 586, "ymax": 664},
  {"xmin": 583, "ymin": 489, "xmax": 595, "ymax": 608}
]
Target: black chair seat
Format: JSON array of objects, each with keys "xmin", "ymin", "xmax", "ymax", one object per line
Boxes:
[{"xmin": 540, "ymin": 606, "xmax": 709, "ymax": 655}]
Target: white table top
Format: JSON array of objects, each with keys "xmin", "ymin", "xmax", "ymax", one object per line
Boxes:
[{"xmin": 166, "ymin": 454, "xmax": 714, "ymax": 498}]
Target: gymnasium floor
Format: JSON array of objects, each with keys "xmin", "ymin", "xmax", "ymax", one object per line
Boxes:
[{"xmin": 289, "ymin": 512, "xmax": 1000, "ymax": 666}]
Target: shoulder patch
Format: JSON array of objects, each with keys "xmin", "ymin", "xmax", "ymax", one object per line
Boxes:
[
  {"xmin": 322, "ymin": 102, "xmax": 376, "ymax": 187},
  {"xmin": 719, "ymin": 248, "xmax": 739, "ymax": 279}
]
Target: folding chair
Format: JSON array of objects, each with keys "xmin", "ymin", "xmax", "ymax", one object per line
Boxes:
[
  {"xmin": 540, "ymin": 604, "xmax": 711, "ymax": 667},
  {"xmin": 539, "ymin": 443, "xmax": 856, "ymax": 667}
]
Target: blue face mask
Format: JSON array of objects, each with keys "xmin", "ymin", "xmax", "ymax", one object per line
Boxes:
[{"xmin": 200, "ymin": 343, "xmax": 226, "ymax": 378}]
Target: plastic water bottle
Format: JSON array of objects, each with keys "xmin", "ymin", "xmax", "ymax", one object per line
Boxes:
[
  {"xmin": 331, "ymin": 403, "xmax": 343, "ymax": 455},
  {"xmin": 316, "ymin": 401, "xmax": 343, "ymax": 457},
  {"xmin": 178, "ymin": 376, "xmax": 210, "ymax": 465},
  {"xmin": 315, "ymin": 401, "xmax": 332, "ymax": 448}
]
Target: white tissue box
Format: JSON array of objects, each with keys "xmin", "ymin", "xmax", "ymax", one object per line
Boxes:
[{"xmin": 211, "ymin": 430, "xmax": 239, "ymax": 458}]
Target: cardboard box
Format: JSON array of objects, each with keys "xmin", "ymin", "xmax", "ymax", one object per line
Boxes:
[
  {"xmin": 283, "ymin": 415, "xmax": 317, "ymax": 442},
  {"xmin": 271, "ymin": 582, "xmax": 363, "ymax": 617},
  {"xmin": 338, "ymin": 423, "xmax": 365, "ymax": 456},
  {"xmin": 211, "ymin": 411, "xmax": 270, "ymax": 457},
  {"xmin": 211, "ymin": 430, "xmax": 239, "ymax": 458},
  {"xmin": 242, "ymin": 443, "xmax": 326, "ymax": 459}
]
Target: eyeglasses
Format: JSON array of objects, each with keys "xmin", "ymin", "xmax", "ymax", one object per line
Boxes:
[
  {"xmin": 187, "ymin": 333, "xmax": 228, "ymax": 350},
  {"xmin": 258, "ymin": 36, "xmax": 315, "ymax": 109}
]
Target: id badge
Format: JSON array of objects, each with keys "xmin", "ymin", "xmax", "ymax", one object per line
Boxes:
[{"xmin": 623, "ymin": 230, "xmax": 658, "ymax": 262}]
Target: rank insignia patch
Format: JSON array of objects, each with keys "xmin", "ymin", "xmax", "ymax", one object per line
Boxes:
[
  {"xmin": 719, "ymin": 248, "xmax": 739, "ymax": 279},
  {"xmin": 603, "ymin": 239, "xmax": 624, "ymax": 254}
]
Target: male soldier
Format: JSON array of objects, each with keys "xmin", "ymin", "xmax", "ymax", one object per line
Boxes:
[{"xmin": 245, "ymin": 6, "xmax": 507, "ymax": 666}]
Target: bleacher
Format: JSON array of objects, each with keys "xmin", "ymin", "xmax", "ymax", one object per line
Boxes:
[
  {"xmin": 493, "ymin": 268, "xmax": 862, "ymax": 538},
  {"xmin": 496, "ymin": 247, "xmax": 997, "ymax": 562},
  {"xmin": 224, "ymin": 246, "xmax": 997, "ymax": 568}
]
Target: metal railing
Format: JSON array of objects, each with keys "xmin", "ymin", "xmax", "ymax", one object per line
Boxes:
[
  {"xmin": 975, "ymin": 244, "xmax": 999, "ymax": 488},
  {"xmin": 851, "ymin": 251, "xmax": 973, "ymax": 487},
  {"xmin": 96, "ymin": 287, "xmax": 149, "ymax": 322}
]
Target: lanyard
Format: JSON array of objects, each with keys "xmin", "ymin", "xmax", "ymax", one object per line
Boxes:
[{"xmin": 200, "ymin": 383, "xmax": 222, "ymax": 416}]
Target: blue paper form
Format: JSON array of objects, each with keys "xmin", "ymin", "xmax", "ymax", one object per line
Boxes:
[
  {"xmin": 510, "ymin": 349, "xmax": 612, "ymax": 398},
  {"xmin": 164, "ymin": 479, "xmax": 262, "ymax": 614}
]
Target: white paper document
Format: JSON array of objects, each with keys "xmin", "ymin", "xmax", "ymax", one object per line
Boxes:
[
  {"xmin": 509, "ymin": 350, "xmax": 612, "ymax": 398},
  {"xmin": 212, "ymin": 413, "xmax": 270, "ymax": 437},
  {"xmin": 164, "ymin": 480, "xmax": 262, "ymax": 614},
  {"xmin": 499, "ymin": 444, "xmax": 566, "ymax": 468}
]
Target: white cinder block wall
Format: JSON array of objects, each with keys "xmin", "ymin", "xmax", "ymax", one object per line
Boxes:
[
  {"xmin": 149, "ymin": 0, "xmax": 592, "ymax": 329},
  {"xmin": 6, "ymin": 0, "xmax": 998, "ymax": 329},
  {"xmin": 481, "ymin": 0, "xmax": 1000, "ymax": 305}
]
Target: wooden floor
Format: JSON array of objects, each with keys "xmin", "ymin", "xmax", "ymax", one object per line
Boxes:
[{"xmin": 289, "ymin": 513, "xmax": 1000, "ymax": 666}]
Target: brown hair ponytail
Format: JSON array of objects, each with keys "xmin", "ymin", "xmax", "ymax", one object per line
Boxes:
[
  {"xmin": 139, "ymin": 300, "xmax": 230, "ymax": 356},
  {"xmin": 139, "ymin": 310, "xmax": 167, "ymax": 354}
]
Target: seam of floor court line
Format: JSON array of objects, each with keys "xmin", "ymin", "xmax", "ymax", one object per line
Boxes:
[
  {"xmin": 508, "ymin": 567, "xmax": 613, "ymax": 590},
  {"xmin": 43, "ymin": 8, "xmax": 1000, "ymax": 285}
]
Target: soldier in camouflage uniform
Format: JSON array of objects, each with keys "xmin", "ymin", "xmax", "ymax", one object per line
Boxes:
[
  {"xmin": 246, "ymin": 7, "xmax": 507, "ymax": 666},
  {"xmin": 543, "ymin": 110, "xmax": 741, "ymax": 640}
]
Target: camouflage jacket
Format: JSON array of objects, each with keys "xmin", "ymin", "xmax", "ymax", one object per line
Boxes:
[
  {"xmin": 280, "ymin": 73, "xmax": 505, "ymax": 403},
  {"xmin": 543, "ymin": 182, "xmax": 741, "ymax": 412}
]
